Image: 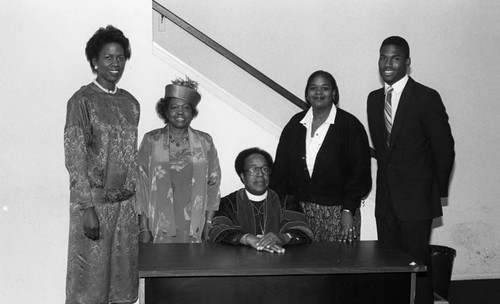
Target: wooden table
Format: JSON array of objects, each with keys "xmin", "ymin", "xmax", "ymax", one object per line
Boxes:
[{"xmin": 139, "ymin": 241, "xmax": 426, "ymax": 304}]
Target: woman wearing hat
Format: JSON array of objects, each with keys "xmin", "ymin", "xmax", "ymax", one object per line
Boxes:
[{"xmin": 137, "ymin": 77, "xmax": 221, "ymax": 243}]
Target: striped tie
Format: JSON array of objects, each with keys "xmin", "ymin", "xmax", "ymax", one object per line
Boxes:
[{"xmin": 384, "ymin": 86, "xmax": 394, "ymax": 146}]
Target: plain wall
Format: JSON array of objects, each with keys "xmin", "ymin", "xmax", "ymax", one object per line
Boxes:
[
  {"xmin": 0, "ymin": 1, "xmax": 153, "ymax": 302},
  {"xmin": 1, "ymin": 0, "xmax": 499, "ymax": 303},
  {"xmin": 160, "ymin": 0, "xmax": 500, "ymax": 280}
]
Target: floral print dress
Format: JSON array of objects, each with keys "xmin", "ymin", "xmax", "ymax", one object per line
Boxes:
[
  {"xmin": 167, "ymin": 144, "xmax": 193, "ymax": 243},
  {"xmin": 136, "ymin": 126, "xmax": 221, "ymax": 243}
]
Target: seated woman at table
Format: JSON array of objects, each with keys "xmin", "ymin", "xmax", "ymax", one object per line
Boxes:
[{"xmin": 209, "ymin": 148, "xmax": 313, "ymax": 253}]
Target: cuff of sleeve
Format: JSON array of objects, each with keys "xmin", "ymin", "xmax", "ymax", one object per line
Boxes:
[
  {"xmin": 71, "ymin": 191, "xmax": 96, "ymax": 210},
  {"xmin": 240, "ymin": 233, "xmax": 250, "ymax": 245},
  {"xmin": 342, "ymin": 199, "xmax": 359, "ymax": 214},
  {"xmin": 286, "ymin": 230, "xmax": 311, "ymax": 245}
]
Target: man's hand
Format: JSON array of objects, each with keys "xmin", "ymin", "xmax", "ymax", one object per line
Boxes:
[{"xmin": 255, "ymin": 232, "xmax": 286, "ymax": 253}]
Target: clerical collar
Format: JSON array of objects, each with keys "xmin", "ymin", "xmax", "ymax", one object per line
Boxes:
[
  {"xmin": 245, "ymin": 190, "xmax": 268, "ymax": 201},
  {"xmin": 93, "ymin": 79, "xmax": 117, "ymax": 94}
]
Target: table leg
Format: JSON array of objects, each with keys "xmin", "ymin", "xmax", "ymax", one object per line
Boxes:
[
  {"xmin": 410, "ymin": 273, "xmax": 416, "ymax": 304},
  {"xmin": 139, "ymin": 278, "xmax": 145, "ymax": 304}
]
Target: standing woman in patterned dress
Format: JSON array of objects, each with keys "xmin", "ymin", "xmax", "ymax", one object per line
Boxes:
[
  {"xmin": 64, "ymin": 25, "xmax": 140, "ymax": 304},
  {"xmin": 136, "ymin": 77, "xmax": 221, "ymax": 244}
]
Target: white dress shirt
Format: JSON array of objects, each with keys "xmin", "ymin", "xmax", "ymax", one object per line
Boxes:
[{"xmin": 300, "ymin": 106, "xmax": 337, "ymax": 177}]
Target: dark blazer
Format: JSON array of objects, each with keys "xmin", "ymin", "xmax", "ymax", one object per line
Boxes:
[
  {"xmin": 270, "ymin": 108, "xmax": 372, "ymax": 212},
  {"xmin": 367, "ymin": 77, "xmax": 455, "ymax": 222}
]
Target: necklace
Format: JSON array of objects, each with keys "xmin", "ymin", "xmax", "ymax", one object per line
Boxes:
[
  {"xmin": 251, "ymin": 198, "xmax": 267, "ymax": 235},
  {"xmin": 169, "ymin": 133, "xmax": 189, "ymax": 147},
  {"xmin": 93, "ymin": 79, "xmax": 117, "ymax": 94}
]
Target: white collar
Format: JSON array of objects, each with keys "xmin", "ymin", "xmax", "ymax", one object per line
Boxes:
[
  {"xmin": 245, "ymin": 190, "xmax": 268, "ymax": 201},
  {"xmin": 385, "ymin": 75, "xmax": 409, "ymax": 94},
  {"xmin": 93, "ymin": 79, "xmax": 117, "ymax": 94},
  {"xmin": 300, "ymin": 105, "xmax": 337, "ymax": 126}
]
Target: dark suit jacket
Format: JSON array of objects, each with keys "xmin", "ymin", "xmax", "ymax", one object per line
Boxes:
[{"xmin": 367, "ymin": 77, "xmax": 455, "ymax": 222}]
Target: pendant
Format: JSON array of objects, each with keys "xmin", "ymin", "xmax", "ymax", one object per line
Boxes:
[{"xmin": 169, "ymin": 132, "xmax": 188, "ymax": 148}]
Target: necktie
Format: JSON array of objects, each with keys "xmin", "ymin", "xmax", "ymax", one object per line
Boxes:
[{"xmin": 384, "ymin": 86, "xmax": 393, "ymax": 146}]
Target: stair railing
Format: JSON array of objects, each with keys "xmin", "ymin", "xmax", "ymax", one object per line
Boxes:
[{"xmin": 152, "ymin": 1, "xmax": 307, "ymax": 110}]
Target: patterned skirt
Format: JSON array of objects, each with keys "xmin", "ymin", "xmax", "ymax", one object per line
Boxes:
[{"xmin": 300, "ymin": 202, "xmax": 361, "ymax": 242}]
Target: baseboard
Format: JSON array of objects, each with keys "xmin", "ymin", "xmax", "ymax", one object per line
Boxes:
[{"xmin": 451, "ymin": 273, "xmax": 500, "ymax": 281}]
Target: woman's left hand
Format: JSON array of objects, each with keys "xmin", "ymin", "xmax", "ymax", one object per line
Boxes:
[
  {"xmin": 340, "ymin": 210, "xmax": 357, "ymax": 243},
  {"xmin": 202, "ymin": 221, "xmax": 211, "ymax": 242},
  {"xmin": 203, "ymin": 211, "xmax": 215, "ymax": 242}
]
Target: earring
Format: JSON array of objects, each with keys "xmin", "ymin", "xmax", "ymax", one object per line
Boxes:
[{"xmin": 94, "ymin": 66, "xmax": 98, "ymax": 69}]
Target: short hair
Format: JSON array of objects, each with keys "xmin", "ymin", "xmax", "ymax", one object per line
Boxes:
[
  {"xmin": 380, "ymin": 36, "xmax": 410, "ymax": 59},
  {"xmin": 85, "ymin": 25, "xmax": 131, "ymax": 73},
  {"xmin": 304, "ymin": 70, "xmax": 340, "ymax": 106},
  {"xmin": 234, "ymin": 147, "xmax": 274, "ymax": 176},
  {"xmin": 155, "ymin": 97, "xmax": 200, "ymax": 124}
]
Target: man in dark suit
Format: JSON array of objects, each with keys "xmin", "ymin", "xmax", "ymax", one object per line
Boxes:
[{"xmin": 367, "ymin": 36, "xmax": 455, "ymax": 304}]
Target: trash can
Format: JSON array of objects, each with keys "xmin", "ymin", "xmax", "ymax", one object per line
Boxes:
[{"xmin": 430, "ymin": 245, "xmax": 456, "ymax": 299}]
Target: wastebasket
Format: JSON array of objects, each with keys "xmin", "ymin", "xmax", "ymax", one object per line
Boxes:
[{"xmin": 430, "ymin": 245, "xmax": 456, "ymax": 299}]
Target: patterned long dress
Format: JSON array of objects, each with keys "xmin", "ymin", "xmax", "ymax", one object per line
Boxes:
[
  {"xmin": 64, "ymin": 83, "xmax": 140, "ymax": 304},
  {"xmin": 166, "ymin": 143, "xmax": 194, "ymax": 243}
]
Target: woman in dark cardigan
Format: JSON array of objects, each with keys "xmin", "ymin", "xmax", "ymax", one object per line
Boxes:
[{"xmin": 270, "ymin": 70, "xmax": 372, "ymax": 242}]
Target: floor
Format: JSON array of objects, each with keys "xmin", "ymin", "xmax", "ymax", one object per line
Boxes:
[{"xmin": 445, "ymin": 279, "xmax": 500, "ymax": 304}]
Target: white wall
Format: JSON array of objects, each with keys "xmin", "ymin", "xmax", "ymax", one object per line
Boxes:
[
  {"xmin": 0, "ymin": 1, "xmax": 153, "ymax": 302},
  {"xmin": 160, "ymin": 0, "xmax": 500, "ymax": 280},
  {"xmin": 1, "ymin": 0, "xmax": 500, "ymax": 303}
]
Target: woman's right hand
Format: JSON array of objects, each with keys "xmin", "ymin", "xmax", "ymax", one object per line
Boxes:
[
  {"xmin": 83, "ymin": 207, "xmax": 100, "ymax": 240},
  {"xmin": 138, "ymin": 214, "xmax": 153, "ymax": 243}
]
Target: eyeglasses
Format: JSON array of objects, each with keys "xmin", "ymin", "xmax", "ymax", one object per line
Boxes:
[{"xmin": 244, "ymin": 166, "xmax": 271, "ymax": 176}]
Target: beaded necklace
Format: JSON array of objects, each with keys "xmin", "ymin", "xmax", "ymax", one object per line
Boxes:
[
  {"xmin": 93, "ymin": 79, "xmax": 117, "ymax": 94},
  {"xmin": 169, "ymin": 133, "xmax": 189, "ymax": 147}
]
